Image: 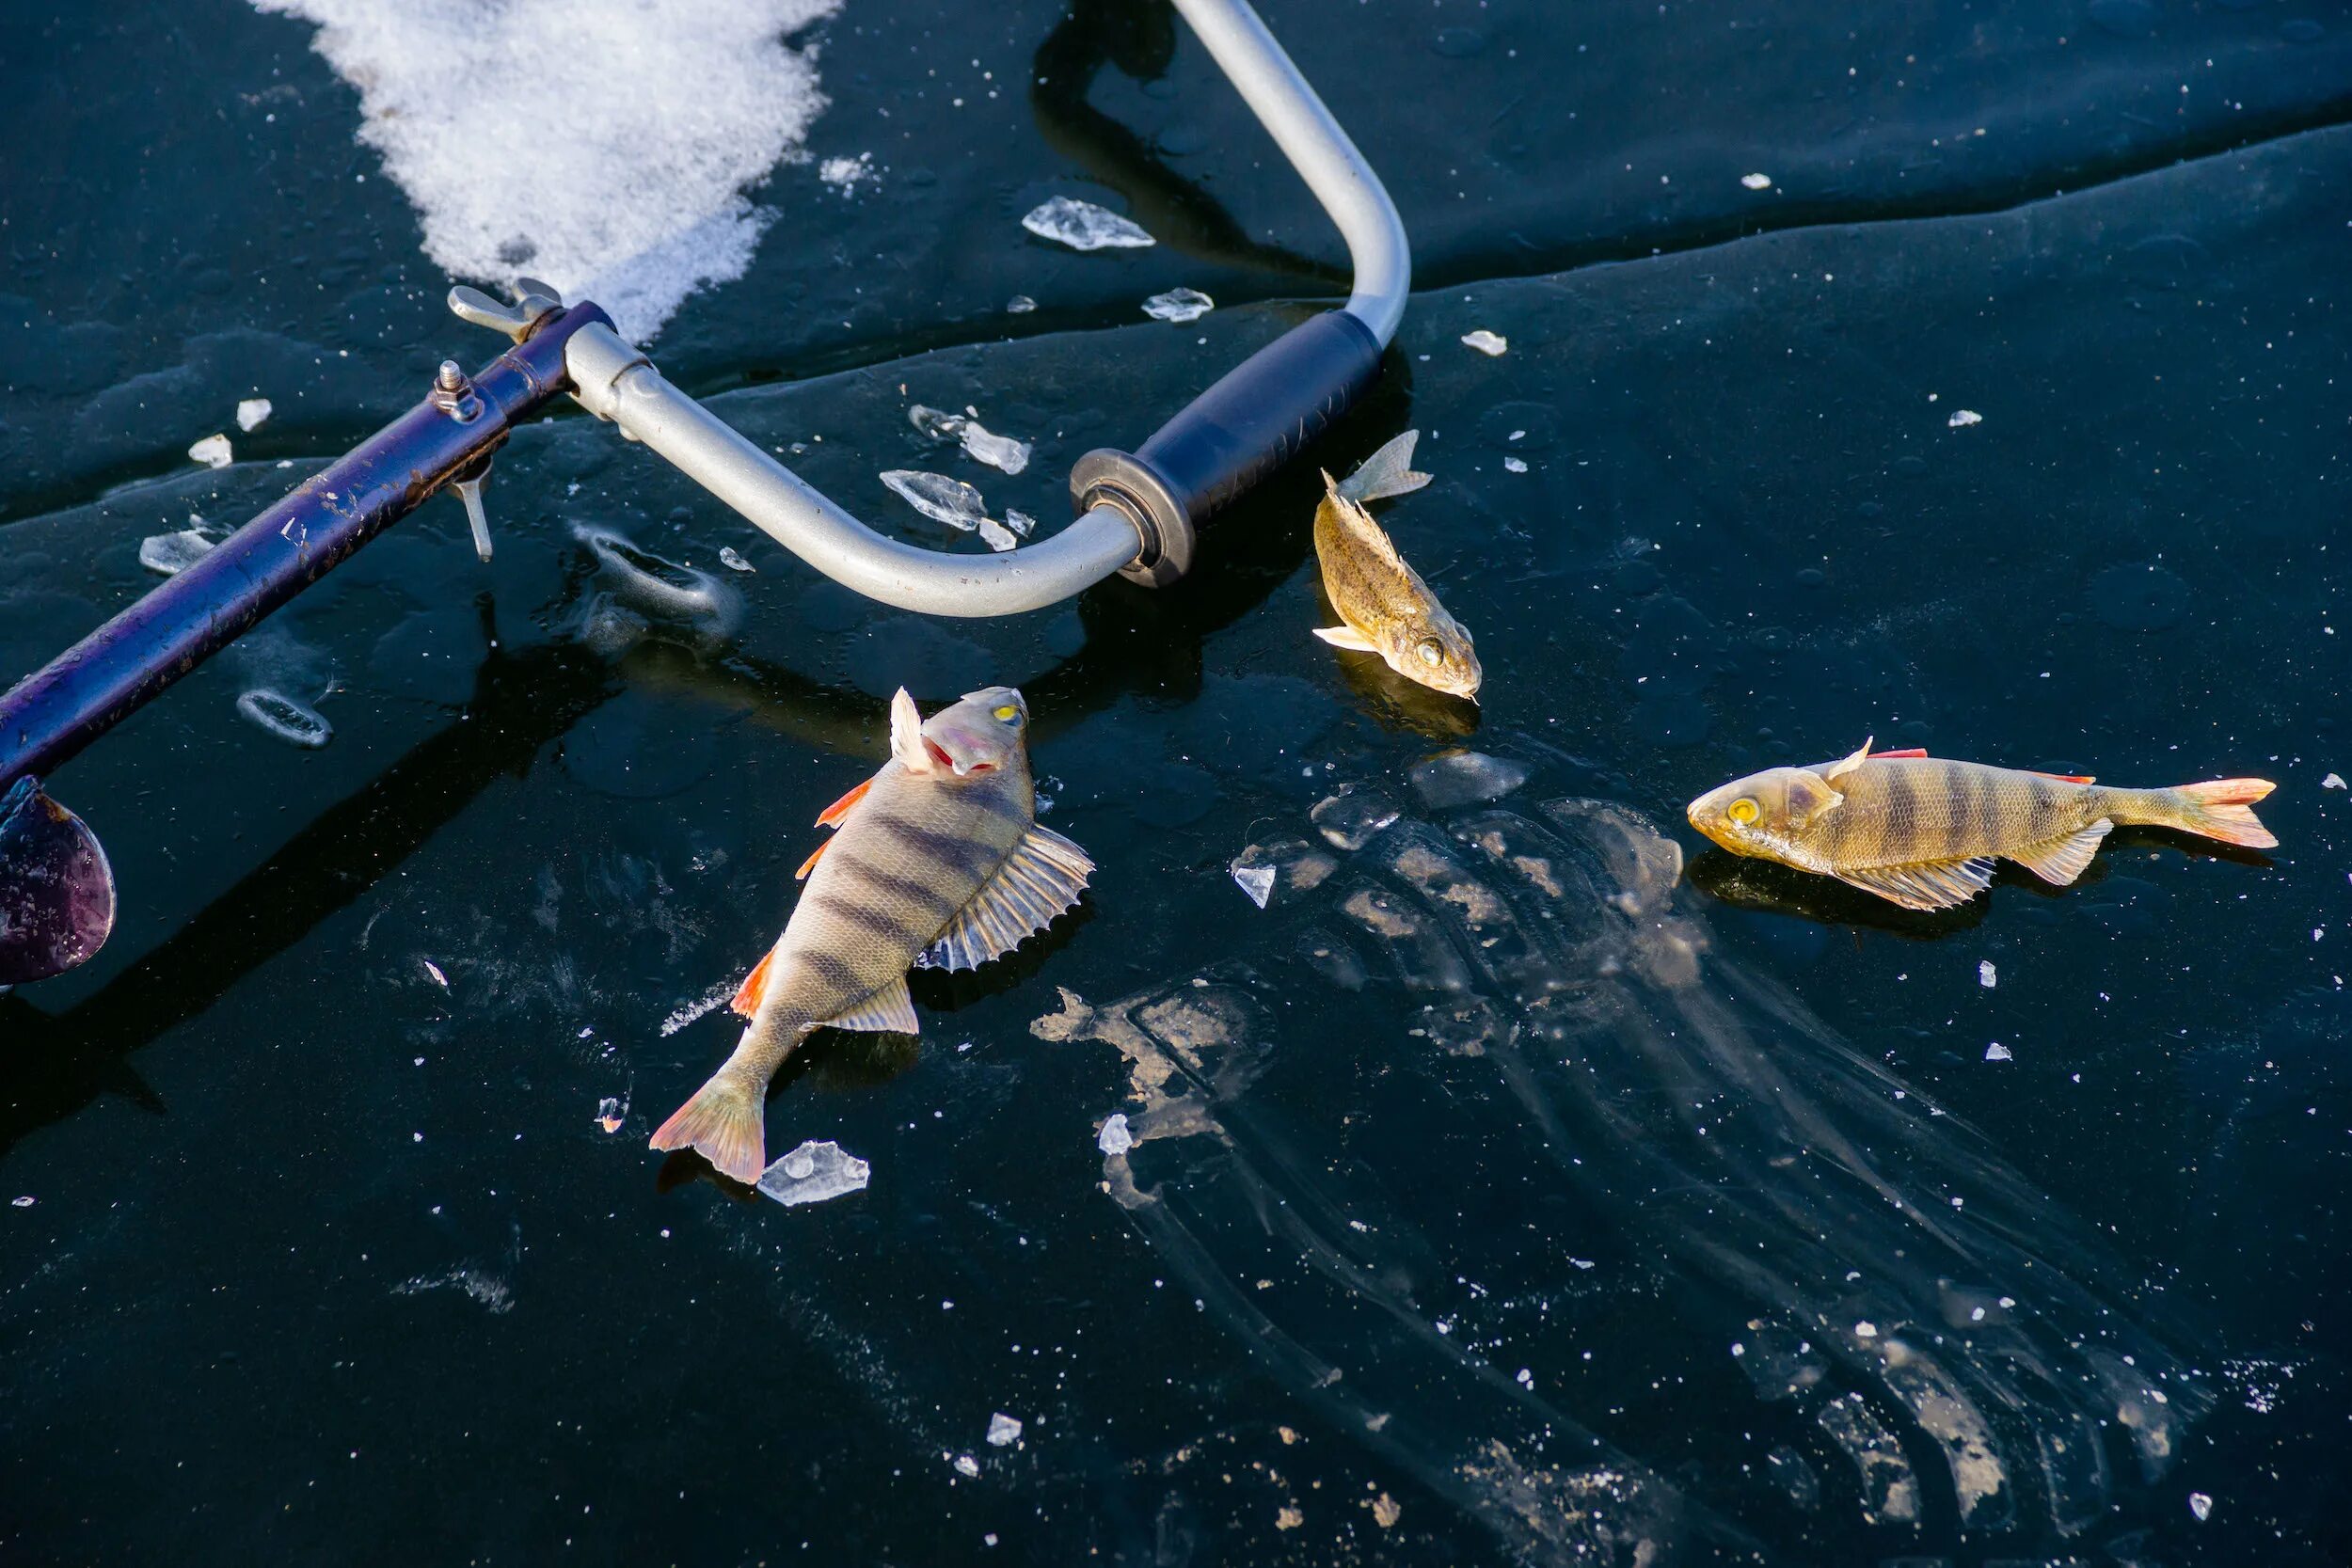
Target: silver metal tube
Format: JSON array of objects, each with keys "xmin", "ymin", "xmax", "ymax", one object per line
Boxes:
[
  {"xmin": 1169, "ymin": 0, "xmax": 1411, "ymax": 345},
  {"xmin": 565, "ymin": 324, "xmax": 1144, "ymax": 618},
  {"xmin": 559, "ymin": 0, "xmax": 1407, "ymax": 616}
]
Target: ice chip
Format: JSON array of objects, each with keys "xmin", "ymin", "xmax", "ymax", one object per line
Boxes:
[
  {"xmin": 881, "ymin": 469, "xmax": 987, "ymax": 531},
  {"xmin": 1021, "ymin": 196, "xmax": 1154, "ymax": 251},
  {"xmin": 1097, "ymin": 1113, "xmax": 1135, "ymax": 1156},
  {"xmin": 985, "ymin": 1413, "xmax": 1023, "ymax": 1447},
  {"xmin": 1007, "ymin": 294, "xmax": 1037, "ymax": 314},
  {"xmin": 951, "ymin": 1453, "xmax": 980, "ymax": 1478},
  {"xmin": 1741, "ymin": 172, "xmax": 1773, "ymax": 190},
  {"xmin": 1311, "ymin": 788, "xmax": 1402, "ymax": 852},
  {"xmin": 1503, "ymin": 456, "xmax": 1528, "ymax": 473},
  {"xmin": 908, "ymin": 404, "xmax": 968, "ymax": 441},
  {"xmin": 235, "ymin": 397, "xmax": 274, "ymax": 432},
  {"xmin": 1984, "ymin": 1042, "xmax": 2012, "ymax": 1062},
  {"xmin": 718, "ymin": 546, "xmax": 755, "ymax": 573},
  {"xmin": 1001, "ymin": 508, "xmax": 1036, "ymax": 540},
  {"xmin": 818, "ymin": 151, "xmax": 878, "ymax": 195},
  {"xmin": 189, "ymin": 433, "xmax": 233, "ymax": 468},
  {"xmin": 1142, "ymin": 287, "xmax": 1215, "ymax": 324},
  {"xmin": 1979, "ymin": 959, "xmax": 1997, "ymax": 989},
  {"xmin": 2324, "ymin": 772, "xmax": 2346, "ymax": 790},
  {"xmin": 1948, "ymin": 408, "xmax": 1983, "ymax": 428},
  {"xmin": 958, "ymin": 421, "xmax": 1031, "ymax": 476},
  {"xmin": 139, "ymin": 529, "xmax": 216, "ymax": 577},
  {"xmin": 1232, "ymin": 862, "xmax": 1276, "ymax": 909},
  {"xmin": 756, "ymin": 1139, "xmax": 871, "ymax": 1207},
  {"xmin": 236, "ymin": 689, "xmax": 333, "ymax": 749},
  {"xmin": 2189, "ymin": 1491, "xmax": 2214, "ymax": 1522},
  {"xmin": 977, "ymin": 516, "xmax": 1020, "ymax": 553},
  {"xmin": 1460, "ymin": 329, "xmax": 1508, "ymax": 356}
]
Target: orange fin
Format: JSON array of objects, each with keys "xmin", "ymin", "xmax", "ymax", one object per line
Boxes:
[
  {"xmin": 2026, "ymin": 769, "xmax": 2095, "ymax": 784},
  {"xmin": 2168, "ymin": 778, "xmax": 2278, "ymax": 848},
  {"xmin": 649, "ymin": 1069, "xmax": 765, "ymax": 1183},
  {"xmin": 815, "ymin": 777, "xmax": 872, "ymax": 830},
  {"xmin": 795, "ymin": 838, "xmax": 832, "ymax": 880},
  {"xmin": 730, "ymin": 946, "xmax": 779, "ymax": 1019},
  {"xmin": 1871, "ymin": 747, "xmax": 1929, "ymax": 759}
]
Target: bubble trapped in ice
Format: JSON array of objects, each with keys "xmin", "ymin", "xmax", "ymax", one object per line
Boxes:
[
  {"xmin": 755, "ymin": 1139, "xmax": 871, "ymax": 1207},
  {"xmin": 1142, "ymin": 287, "xmax": 1214, "ymax": 324},
  {"xmin": 881, "ymin": 469, "xmax": 987, "ymax": 531},
  {"xmin": 235, "ymin": 689, "xmax": 333, "ymax": 749},
  {"xmin": 138, "ymin": 529, "xmax": 215, "ymax": 577},
  {"xmin": 1020, "ymin": 196, "xmax": 1154, "ymax": 251}
]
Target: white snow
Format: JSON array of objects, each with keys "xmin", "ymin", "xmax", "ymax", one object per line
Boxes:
[
  {"xmin": 1740, "ymin": 172, "xmax": 1773, "ymax": 190},
  {"xmin": 1021, "ymin": 197, "xmax": 1154, "ymax": 251},
  {"xmin": 817, "ymin": 151, "xmax": 879, "ymax": 195},
  {"xmin": 251, "ymin": 0, "xmax": 841, "ymax": 343}
]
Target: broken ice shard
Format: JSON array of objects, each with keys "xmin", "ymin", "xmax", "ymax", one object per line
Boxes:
[
  {"xmin": 755, "ymin": 1139, "xmax": 871, "ymax": 1207},
  {"xmin": 1142, "ymin": 287, "xmax": 1214, "ymax": 324},
  {"xmin": 986, "ymin": 1413, "xmax": 1023, "ymax": 1447},
  {"xmin": 977, "ymin": 516, "xmax": 1020, "ymax": 553},
  {"xmin": 1098, "ymin": 1113, "xmax": 1134, "ymax": 1156},
  {"xmin": 188, "ymin": 433, "xmax": 233, "ymax": 468},
  {"xmin": 958, "ymin": 423, "xmax": 1031, "ymax": 476},
  {"xmin": 236, "ymin": 397, "xmax": 273, "ymax": 432},
  {"xmin": 1000, "ymin": 509, "xmax": 1036, "ymax": 540},
  {"xmin": 1006, "ymin": 294, "xmax": 1037, "ymax": 314},
  {"xmin": 1985, "ymin": 1042, "xmax": 2012, "ymax": 1062},
  {"xmin": 1979, "ymin": 959, "xmax": 1996, "ymax": 989},
  {"xmin": 718, "ymin": 546, "xmax": 755, "ymax": 573},
  {"xmin": 235, "ymin": 689, "xmax": 332, "ymax": 749},
  {"xmin": 1021, "ymin": 196, "xmax": 1154, "ymax": 251},
  {"xmin": 908, "ymin": 404, "xmax": 968, "ymax": 441},
  {"xmin": 1460, "ymin": 329, "xmax": 1508, "ymax": 356},
  {"xmin": 138, "ymin": 529, "xmax": 215, "ymax": 577},
  {"xmin": 1231, "ymin": 861, "xmax": 1276, "ymax": 909},
  {"xmin": 881, "ymin": 469, "xmax": 987, "ymax": 532}
]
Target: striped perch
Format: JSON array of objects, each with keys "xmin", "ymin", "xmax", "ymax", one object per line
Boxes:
[
  {"xmin": 653, "ymin": 686, "xmax": 1090, "ymax": 1180},
  {"xmin": 1687, "ymin": 738, "xmax": 2275, "ymax": 912}
]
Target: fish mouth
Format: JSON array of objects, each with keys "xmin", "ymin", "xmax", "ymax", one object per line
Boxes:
[{"xmin": 924, "ymin": 736, "xmax": 996, "ymax": 776}]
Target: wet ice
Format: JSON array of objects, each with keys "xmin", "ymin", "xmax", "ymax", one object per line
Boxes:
[
  {"xmin": 756, "ymin": 1139, "xmax": 871, "ymax": 1207},
  {"xmin": 881, "ymin": 469, "xmax": 987, "ymax": 532},
  {"xmin": 1020, "ymin": 196, "xmax": 1154, "ymax": 251}
]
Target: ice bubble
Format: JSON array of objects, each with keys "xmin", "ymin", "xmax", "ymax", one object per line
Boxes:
[
  {"xmin": 1021, "ymin": 196, "xmax": 1154, "ymax": 251},
  {"xmin": 1232, "ymin": 862, "xmax": 1276, "ymax": 909},
  {"xmin": 253, "ymin": 0, "xmax": 841, "ymax": 343},
  {"xmin": 1984, "ymin": 1042, "xmax": 2012, "ymax": 1062},
  {"xmin": 755, "ymin": 1138, "xmax": 871, "ymax": 1207},
  {"xmin": 188, "ymin": 433, "xmax": 233, "ymax": 468},
  {"xmin": 718, "ymin": 546, "xmax": 755, "ymax": 573},
  {"xmin": 236, "ymin": 397, "xmax": 274, "ymax": 432},
  {"xmin": 1142, "ymin": 287, "xmax": 1214, "ymax": 324},
  {"xmin": 2189, "ymin": 1492, "xmax": 2214, "ymax": 1522},
  {"xmin": 985, "ymin": 1413, "xmax": 1023, "ymax": 1447},
  {"xmin": 1948, "ymin": 408, "xmax": 1983, "ymax": 428},
  {"xmin": 139, "ymin": 529, "xmax": 216, "ymax": 577},
  {"xmin": 1006, "ymin": 294, "xmax": 1037, "ymax": 314},
  {"xmin": 1741, "ymin": 172, "xmax": 1773, "ymax": 190},
  {"xmin": 236, "ymin": 689, "xmax": 333, "ymax": 749},
  {"xmin": 1979, "ymin": 959, "xmax": 1996, "ymax": 989},
  {"xmin": 882, "ymin": 469, "xmax": 988, "ymax": 531},
  {"xmin": 1460, "ymin": 329, "xmax": 1507, "ymax": 356},
  {"xmin": 1097, "ymin": 1113, "xmax": 1135, "ymax": 1156}
]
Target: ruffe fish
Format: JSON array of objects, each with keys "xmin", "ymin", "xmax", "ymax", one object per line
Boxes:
[
  {"xmin": 1687, "ymin": 738, "xmax": 2275, "ymax": 911},
  {"xmin": 652, "ymin": 686, "xmax": 1091, "ymax": 1180},
  {"xmin": 1311, "ymin": 431, "xmax": 1481, "ymax": 702}
]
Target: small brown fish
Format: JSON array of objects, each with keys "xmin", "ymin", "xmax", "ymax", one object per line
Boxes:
[
  {"xmin": 1687, "ymin": 738, "xmax": 2276, "ymax": 911},
  {"xmin": 652, "ymin": 686, "xmax": 1090, "ymax": 1180},
  {"xmin": 1312, "ymin": 431, "xmax": 1481, "ymax": 702}
]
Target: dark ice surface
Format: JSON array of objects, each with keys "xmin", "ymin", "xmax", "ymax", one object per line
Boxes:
[{"xmin": 4, "ymin": 3, "xmax": 2351, "ymax": 1564}]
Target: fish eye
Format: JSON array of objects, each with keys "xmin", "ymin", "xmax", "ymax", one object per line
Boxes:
[
  {"xmin": 993, "ymin": 704, "xmax": 1021, "ymax": 724},
  {"xmin": 1726, "ymin": 798, "xmax": 1759, "ymax": 825},
  {"xmin": 1416, "ymin": 639, "xmax": 1445, "ymax": 668}
]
